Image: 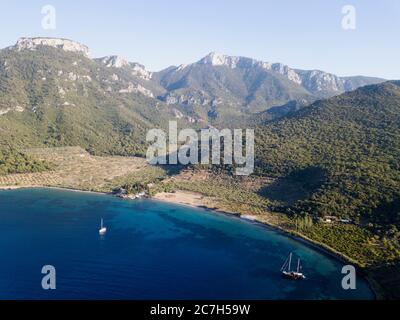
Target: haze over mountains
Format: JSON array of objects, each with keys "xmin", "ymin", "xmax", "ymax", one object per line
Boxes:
[{"xmin": 0, "ymin": 38, "xmax": 385, "ymax": 128}]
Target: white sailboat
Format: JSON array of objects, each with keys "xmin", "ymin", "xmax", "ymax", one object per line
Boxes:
[
  {"xmin": 99, "ymin": 218, "xmax": 107, "ymax": 235},
  {"xmin": 280, "ymin": 252, "xmax": 305, "ymax": 280}
]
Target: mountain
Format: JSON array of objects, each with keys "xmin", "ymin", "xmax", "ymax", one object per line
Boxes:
[
  {"xmin": 0, "ymin": 36, "xmax": 389, "ymax": 157},
  {"xmin": 255, "ymin": 81, "xmax": 400, "ymax": 231},
  {"xmin": 0, "ymin": 38, "xmax": 195, "ymax": 157},
  {"xmin": 0, "ymin": 36, "xmax": 389, "ymax": 174},
  {"xmin": 153, "ymin": 52, "xmax": 385, "ymax": 125},
  {"xmin": 0, "ymin": 38, "xmax": 385, "ymax": 131}
]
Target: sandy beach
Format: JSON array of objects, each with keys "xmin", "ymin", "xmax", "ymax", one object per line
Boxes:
[
  {"xmin": 0, "ymin": 185, "xmax": 36, "ymax": 190},
  {"xmin": 153, "ymin": 191, "xmax": 209, "ymax": 208}
]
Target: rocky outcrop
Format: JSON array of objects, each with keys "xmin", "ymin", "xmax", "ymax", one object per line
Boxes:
[
  {"xmin": 97, "ymin": 55, "xmax": 130, "ymax": 68},
  {"xmin": 95, "ymin": 56, "xmax": 152, "ymax": 80},
  {"xmin": 130, "ymin": 63, "xmax": 152, "ymax": 80},
  {"xmin": 0, "ymin": 106, "xmax": 24, "ymax": 116},
  {"xmin": 118, "ymin": 82, "xmax": 154, "ymax": 97},
  {"xmin": 196, "ymin": 52, "xmax": 382, "ymax": 94},
  {"xmin": 97, "ymin": 56, "xmax": 152, "ymax": 80},
  {"xmin": 299, "ymin": 70, "xmax": 344, "ymax": 93},
  {"xmin": 271, "ymin": 63, "xmax": 302, "ymax": 84},
  {"xmin": 198, "ymin": 52, "xmax": 272, "ymax": 70},
  {"xmin": 13, "ymin": 37, "xmax": 90, "ymax": 56}
]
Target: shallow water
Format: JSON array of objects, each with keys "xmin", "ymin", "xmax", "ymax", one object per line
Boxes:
[{"xmin": 0, "ymin": 188, "xmax": 374, "ymax": 299}]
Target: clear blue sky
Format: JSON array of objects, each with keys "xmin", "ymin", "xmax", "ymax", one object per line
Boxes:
[{"xmin": 0, "ymin": 0, "xmax": 399, "ymax": 79}]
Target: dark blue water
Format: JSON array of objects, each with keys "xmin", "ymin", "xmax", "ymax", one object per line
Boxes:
[{"xmin": 0, "ymin": 188, "xmax": 373, "ymax": 300}]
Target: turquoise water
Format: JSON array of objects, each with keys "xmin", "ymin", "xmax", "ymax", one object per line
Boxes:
[{"xmin": 0, "ymin": 188, "xmax": 373, "ymax": 299}]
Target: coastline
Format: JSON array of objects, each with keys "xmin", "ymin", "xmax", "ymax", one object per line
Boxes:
[
  {"xmin": 0, "ymin": 185, "xmax": 30, "ymax": 190},
  {"xmin": 0, "ymin": 185, "xmax": 379, "ymax": 299},
  {"xmin": 154, "ymin": 191, "xmax": 358, "ymax": 265},
  {"xmin": 152, "ymin": 190, "xmax": 379, "ymax": 299},
  {"xmin": 0, "ymin": 184, "xmax": 110, "ymax": 195}
]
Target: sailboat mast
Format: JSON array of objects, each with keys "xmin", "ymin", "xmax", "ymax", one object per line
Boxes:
[
  {"xmin": 280, "ymin": 256, "xmax": 289, "ymax": 271},
  {"xmin": 297, "ymin": 259, "xmax": 300, "ymax": 273},
  {"xmin": 101, "ymin": 218, "xmax": 103, "ymax": 229},
  {"xmin": 288, "ymin": 252, "xmax": 292, "ymax": 272}
]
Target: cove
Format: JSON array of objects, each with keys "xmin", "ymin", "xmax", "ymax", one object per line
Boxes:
[{"xmin": 0, "ymin": 188, "xmax": 374, "ymax": 299}]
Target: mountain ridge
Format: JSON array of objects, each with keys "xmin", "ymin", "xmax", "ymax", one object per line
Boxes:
[
  {"xmin": 153, "ymin": 51, "xmax": 385, "ymax": 123},
  {"xmin": 1, "ymin": 37, "xmax": 386, "ymax": 125}
]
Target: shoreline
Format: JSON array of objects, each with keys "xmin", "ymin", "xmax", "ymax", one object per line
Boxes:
[
  {"xmin": 1, "ymin": 185, "xmax": 379, "ymax": 299},
  {"xmin": 152, "ymin": 191, "xmax": 379, "ymax": 299},
  {"xmin": 153, "ymin": 191, "xmax": 356, "ymax": 265},
  {"xmin": 0, "ymin": 184, "xmax": 110, "ymax": 195}
]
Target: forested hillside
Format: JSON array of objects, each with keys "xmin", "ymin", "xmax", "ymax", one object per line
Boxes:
[
  {"xmin": 256, "ymin": 81, "xmax": 400, "ymax": 233},
  {"xmin": 0, "ymin": 46, "xmax": 190, "ymax": 158},
  {"xmin": 0, "ymin": 145, "xmax": 50, "ymax": 175}
]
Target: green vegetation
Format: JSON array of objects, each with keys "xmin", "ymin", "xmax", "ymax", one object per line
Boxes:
[
  {"xmin": 120, "ymin": 182, "xmax": 147, "ymax": 194},
  {"xmin": 0, "ymin": 46, "xmax": 190, "ymax": 157},
  {"xmin": 256, "ymin": 81, "xmax": 400, "ymax": 234},
  {"xmin": 0, "ymin": 145, "xmax": 51, "ymax": 175},
  {"xmin": 252, "ymin": 81, "xmax": 400, "ymax": 297},
  {"xmin": 104, "ymin": 166, "xmax": 167, "ymax": 194}
]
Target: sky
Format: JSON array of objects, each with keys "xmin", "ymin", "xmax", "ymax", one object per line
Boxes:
[{"xmin": 0, "ymin": 0, "xmax": 399, "ymax": 79}]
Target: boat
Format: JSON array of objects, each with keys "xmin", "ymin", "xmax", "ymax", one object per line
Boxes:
[
  {"xmin": 99, "ymin": 218, "xmax": 107, "ymax": 235},
  {"xmin": 280, "ymin": 252, "xmax": 305, "ymax": 280}
]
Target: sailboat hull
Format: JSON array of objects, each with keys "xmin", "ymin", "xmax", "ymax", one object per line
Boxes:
[{"xmin": 282, "ymin": 271, "xmax": 305, "ymax": 280}]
